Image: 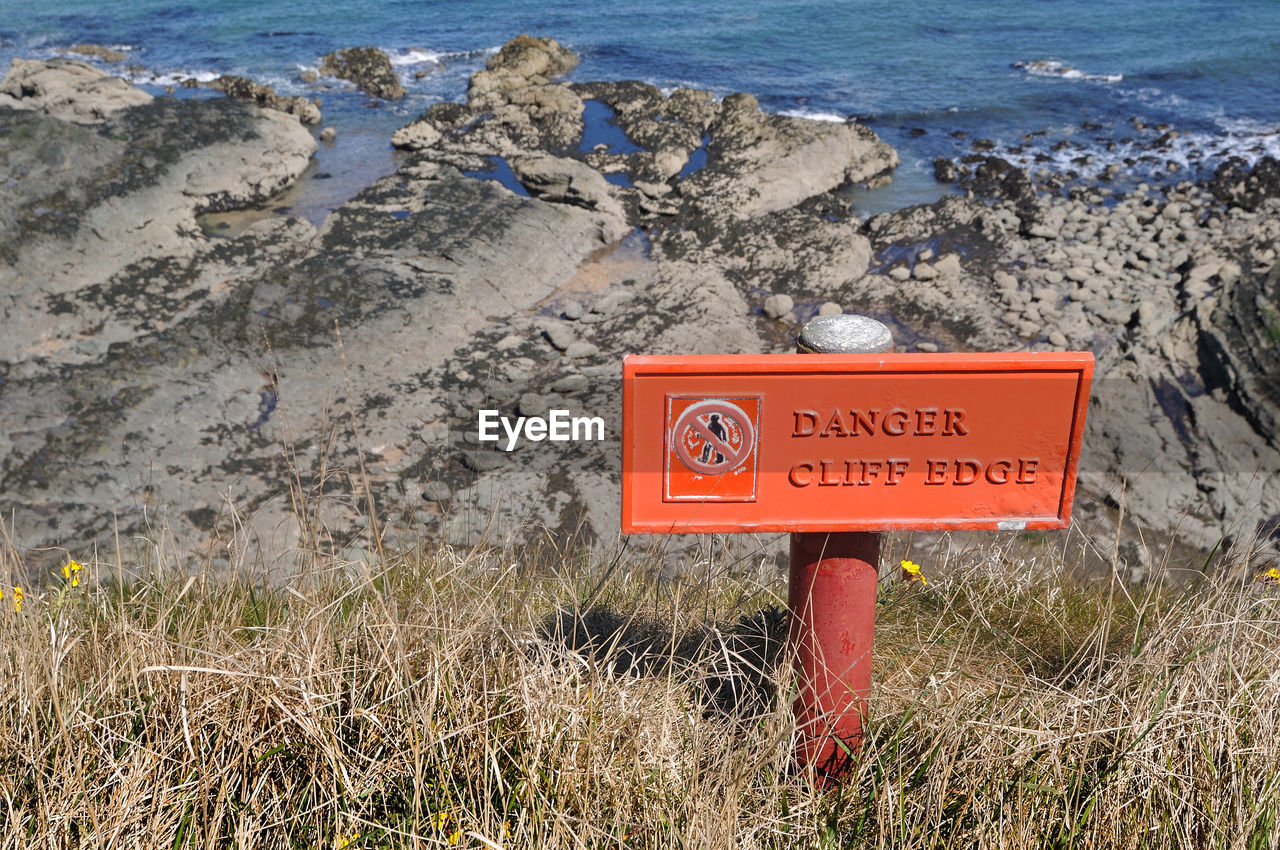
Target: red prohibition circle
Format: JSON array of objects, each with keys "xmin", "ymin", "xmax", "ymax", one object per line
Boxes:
[{"xmin": 672, "ymin": 400, "xmax": 755, "ymax": 475}]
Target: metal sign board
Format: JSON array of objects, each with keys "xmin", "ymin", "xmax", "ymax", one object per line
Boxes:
[{"xmin": 622, "ymin": 352, "xmax": 1093, "ymax": 534}]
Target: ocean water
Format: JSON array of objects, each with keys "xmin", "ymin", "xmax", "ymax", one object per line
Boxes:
[{"xmin": 3, "ymin": 0, "xmax": 1279, "ymax": 214}]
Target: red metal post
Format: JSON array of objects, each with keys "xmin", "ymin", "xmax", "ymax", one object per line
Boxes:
[
  {"xmin": 789, "ymin": 314, "xmax": 892, "ymax": 782},
  {"xmin": 788, "ymin": 530, "xmax": 880, "ymax": 779}
]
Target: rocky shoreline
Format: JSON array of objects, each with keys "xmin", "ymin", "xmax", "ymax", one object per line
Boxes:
[{"xmin": 2, "ymin": 37, "xmax": 1278, "ymax": 579}]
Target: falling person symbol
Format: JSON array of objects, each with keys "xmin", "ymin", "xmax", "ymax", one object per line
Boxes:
[{"xmin": 699, "ymin": 413, "xmax": 727, "ymax": 465}]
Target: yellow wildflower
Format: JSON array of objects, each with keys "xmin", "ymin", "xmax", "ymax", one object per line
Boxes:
[
  {"xmin": 62, "ymin": 559, "xmax": 85, "ymax": 587},
  {"xmin": 12, "ymin": 587, "xmax": 23, "ymax": 612},
  {"xmin": 1255, "ymin": 567, "xmax": 1280, "ymax": 585},
  {"xmin": 432, "ymin": 812, "xmax": 460, "ymax": 845},
  {"xmin": 334, "ymin": 834, "xmax": 359, "ymax": 850},
  {"xmin": 901, "ymin": 560, "xmax": 928, "ymax": 586}
]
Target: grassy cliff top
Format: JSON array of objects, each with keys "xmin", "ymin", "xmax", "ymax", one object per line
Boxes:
[{"xmin": 1, "ymin": 522, "xmax": 1278, "ymax": 847}]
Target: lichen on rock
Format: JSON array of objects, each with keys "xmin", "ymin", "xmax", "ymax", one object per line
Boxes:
[{"xmin": 319, "ymin": 47, "xmax": 406, "ymax": 100}]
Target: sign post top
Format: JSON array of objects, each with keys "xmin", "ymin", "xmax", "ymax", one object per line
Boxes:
[{"xmin": 796, "ymin": 314, "xmax": 894, "ymax": 354}]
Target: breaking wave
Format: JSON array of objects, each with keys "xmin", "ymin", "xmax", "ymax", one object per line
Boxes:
[{"xmin": 1014, "ymin": 60, "xmax": 1123, "ymax": 84}]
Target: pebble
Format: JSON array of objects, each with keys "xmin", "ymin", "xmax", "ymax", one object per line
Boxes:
[
  {"xmin": 916, "ymin": 341, "xmax": 939, "ymax": 352},
  {"xmin": 597, "ymin": 291, "xmax": 636, "ymax": 314},
  {"xmin": 319, "ymin": 126, "xmax": 337, "ymax": 142},
  {"xmin": 421, "ymin": 482, "xmax": 452, "ymax": 502},
  {"xmin": 1137, "ymin": 300, "xmax": 1159, "ymax": 325},
  {"xmin": 496, "ymin": 334, "xmax": 523, "ymax": 352},
  {"xmin": 562, "ymin": 300, "xmax": 583, "ymax": 320},
  {"xmin": 912, "ymin": 262, "xmax": 938, "ymax": 281},
  {"xmin": 462, "ymin": 450, "xmax": 505, "ymax": 472},
  {"xmin": 564, "ymin": 341, "xmax": 599, "ymax": 359},
  {"xmin": 543, "ymin": 324, "xmax": 575, "ymax": 351},
  {"xmin": 934, "ymin": 254, "xmax": 962, "ymax": 277},
  {"xmin": 994, "ymin": 270, "xmax": 1018, "ymax": 289},
  {"xmin": 518, "ymin": 393, "xmax": 548, "ymax": 417},
  {"xmin": 1048, "ymin": 331, "xmax": 1068, "ymax": 347},
  {"xmin": 1065, "ymin": 267, "xmax": 1092, "ymax": 283},
  {"xmin": 1186, "ymin": 261, "xmax": 1220, "ymax": 282},
  {"xmin": 341, "ymin": 546, "xmax": 371, "ymax": 564},
  {"xmin": 888, "ymin": 266, "xmax": 911, "ymax": 281},
  {"xmin": 762, "ymin": 293, "xmax": 794, "ymax": 319},
  {"xmin": 818, "ymin": 301, "xmax": 843, "ymax": 317},
  {"xmin": 551, "ymin": 373, "xmax": 589, "ymax": 393}
]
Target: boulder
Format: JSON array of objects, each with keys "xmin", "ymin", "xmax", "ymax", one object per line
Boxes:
[
  {"xmin": 509, "ymin": 154, "xmax": 626, "ymax": 228},
  {"xmin": 679, "ymin": 95, "xmax": 899, "ymax": 221},
  {"xmin": 319, "ymin": 47, "xmax": 405, "ymax": 99},
  {"xmin": 205, "ymin": 74, "xmax": 322, "ymax": 124},
  {"xmin": 1209, "ymin": 156, "xmax": 1280, "ymax": 212},
  {"xmin": 466, "ymin": 35, "xmax": 579, "ymax": 112},
  {"xmin": 391, "ymin": 119, "xmax": 443, "ymax": 150},
  {"xmin": 0, "ymin": 58, "xmax": 151, "ymax": 123},
  {"xmin": 486, "ymin": 34, "xmax": 578, "ymax": 79}
]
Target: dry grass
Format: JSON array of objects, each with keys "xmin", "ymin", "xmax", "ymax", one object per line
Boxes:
[{"xmin": 1, "ymin": 520, "xmax": 1279, "ymax": 848}]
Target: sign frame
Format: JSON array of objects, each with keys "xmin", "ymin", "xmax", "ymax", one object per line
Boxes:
[{"xmin": 622, "ymin": 352, "xmax": 1093, "ymax": 534}]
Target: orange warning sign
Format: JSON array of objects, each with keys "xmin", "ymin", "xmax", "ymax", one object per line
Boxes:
[{"xmin": 622, "ymin": 352, "xmax": 1093, "ymax": 533}]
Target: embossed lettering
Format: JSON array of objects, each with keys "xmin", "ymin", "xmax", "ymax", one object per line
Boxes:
[
  {"xmin": 986, "ymin": 459, "xmax": 1012, "ymax": 484},
  {"xmin": 821, "ymin": 410, "xmax": 847, "ymax": 438},
  {"xmin": 954, "ymin": 459, "xmax": 980, "ymax": 485},
  {"xmin": 943, "ymin": 409, "xmax": 968, "ymax": 436},
  {"xmin": 790, "ymin": 461, "xmax": 814, "ymax": 486},
  {"xmin": 849, "ymin": 409, "xmax": 879, "ymax": 436},
  {"xmin": 883, "ymin": 409, "xmax": 909, "ymax": 436}
]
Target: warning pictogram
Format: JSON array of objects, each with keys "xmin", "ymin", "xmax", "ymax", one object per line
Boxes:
[{"xmin": 664, "ymin": 396, "xmax": 760, "ymax": 502}]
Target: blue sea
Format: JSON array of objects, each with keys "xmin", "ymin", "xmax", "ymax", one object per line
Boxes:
[{"xmin": 4, "ymin": 0, "xmax": 1279, "ymax": 216}]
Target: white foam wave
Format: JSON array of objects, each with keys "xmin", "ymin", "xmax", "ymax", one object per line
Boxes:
[
  {"xmin": 658, "ymin": 81, "xmax": 730, "ymax": 98},
  {"xmin": 778, "ymin": 108, "xmax": 846, "ymax": 123},
  {"xmin": 388, "ymin": 48, "xmax": 444, "ymax": 66},
  {"xmin": 983, "ymin": 123, "xmax": 1280, "ymax": 181},
  {"xmin": 122, "ymin": 67, "xmax": 219, "ymax": 86},
  {"xmin": 1122, "ymin": 86, "xmax": 1188, "ymax": 112},
  {"xmin": 252, "ymin": 72, "xmax": 311, "ymax": 95},
  {"xmin": 1014, "ymin": 60, "xmax": 1123, "ymax": 84},
  {"xmin": 1215, "ymin": 116, "xmax": 1280, "ymax": 138}
]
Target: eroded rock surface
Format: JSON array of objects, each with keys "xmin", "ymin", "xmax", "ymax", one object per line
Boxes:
[
  {"xmin": 4, "ymin": 36, "xmax": 1277, "ymax": 581},
  {"xmin": 0, "ymin": 37, "xmax": 903, "ymax": 574}
]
